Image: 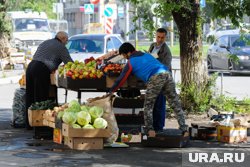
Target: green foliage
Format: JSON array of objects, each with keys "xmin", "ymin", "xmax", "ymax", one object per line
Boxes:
[
  {"xmin": 228, "ymin": 54, "xmax": 239, "ymax": 64},
  {"xmin": 210, "ymin": 95, "xmax": 237, "ymax": 112},
  {"xmin": 177, "ymin": 73, "xmax": 218, "ymax": 113},
  {"xmin": 177, "ymin": 72, "xmax": 250, "ymax": 114},
  {"xmin": 206, "ymin": 0, "xmax": 250, "ymax": 26},
  {"xmin": 0, "ymin": 1, "xmax": 11, "ymax": 35},
  {"xmin": 210, "ymin": 95, "xmax": 250, "ymax": 114},
  {"xmin": 7, "ymin": 0, "xmax": 57, "ymax": 19}
]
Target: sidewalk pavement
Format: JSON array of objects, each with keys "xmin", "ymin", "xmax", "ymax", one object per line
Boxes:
[
  {"xmin": 0, "ymin": 108, "xmax": 250, "ymax": 167},
  {"xmin": 0, "ymin": 70, "xmax": 23, "ymax": 85}
]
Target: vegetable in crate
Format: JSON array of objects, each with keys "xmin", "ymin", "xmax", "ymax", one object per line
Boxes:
[
  {"xmin": 89, "ymin": 106, "xmax": 104, "ymax": 121},
  {"xmin": 76, "ymin": 111, "xmax": 91, "ymax": 126},
  {"xmin": 93, "ymin": 118, "xmax": 108, "ymax": 129},
  {"xmin": 83, "ymin": 124, "xmax": 95, "ymax": 129},
  {"xmin": 68, "ymin": 100, "xmax": 81, "ymax": 112},
  {"xmin": 62, "ymin": 112, "xmax": 77, "ymax": 125},
  {"xmin": 72, "ymin": 124, "xmax": 81, "ymax": 129},
  {"xmin": 29, "ymin": 100, "xmax": 56, "ymax": 110}
]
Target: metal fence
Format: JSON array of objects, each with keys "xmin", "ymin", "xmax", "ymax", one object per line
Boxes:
[{"xmin": 172, "ymin": 68, "xmax": 250, "ymax": 96}]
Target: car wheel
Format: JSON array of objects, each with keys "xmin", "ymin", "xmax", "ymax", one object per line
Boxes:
[
  {"xmin": 207, "ymin": 57, "xmax": 214, "ymax": 74},
  {"xmin": 228, "ymin": 60, "xmax": 236, "ymax": 76}
]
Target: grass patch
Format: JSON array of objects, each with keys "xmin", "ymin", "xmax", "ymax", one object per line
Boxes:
[{"xmin": 137, "ymin": 44, "xmax": 209, "ymax": 58}]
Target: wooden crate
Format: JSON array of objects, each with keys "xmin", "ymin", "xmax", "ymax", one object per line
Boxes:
[
  {"xmin": 42, "ymin": 113, "xmax": 56, "ymax": 128},
  {"xmin": 28, "ymin": 109, "xmax": 46, "ymax": 127},
  {"xmin": 43, "ymin": 114, "xmax": 56, "ymax": 122},
  {"xmin": 42, "ymin": 119, "xmax": 56, "ymax": 128}
]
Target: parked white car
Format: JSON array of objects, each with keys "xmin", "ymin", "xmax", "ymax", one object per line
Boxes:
[
  {"xmin": 206, "ymin": 23, "xmax": 250, "ymax": 43},
  {"xmin": 66, "ymin": 34, "xmax": 124, "ymax": 62},
  {"xmin": 206, "ymin": 24, "xmax": 239, "ymax": 43}
]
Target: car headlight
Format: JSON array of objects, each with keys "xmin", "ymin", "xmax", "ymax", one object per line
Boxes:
[{"xmin": 237, "ymin": 55, "xmax": 250, "ymax": 60}]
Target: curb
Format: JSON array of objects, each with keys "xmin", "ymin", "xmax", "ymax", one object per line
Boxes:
[{"xmin": 0, "ymin": 75, "xmax": 21, "ymax": 85}]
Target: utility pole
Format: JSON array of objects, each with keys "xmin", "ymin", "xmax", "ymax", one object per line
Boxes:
[
  {"xmin": 134, "ymin": 7, "xmax": 138, "ymax": 48},
  {"xmin": 170, "ymin": 20, "xmax": 174, "ymax": 47},
  {"xmin": 125, "ymin": 2, "xmax": 129, "ymax": 41}
]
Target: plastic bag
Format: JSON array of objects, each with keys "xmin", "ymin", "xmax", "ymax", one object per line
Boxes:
[
  {"xmin": 12, "ymin": 88, "xmax": 26, "ymax": 128},
  {"xmin": 87, "ymin": 94, "xmax": 119, "ymax": 144}
]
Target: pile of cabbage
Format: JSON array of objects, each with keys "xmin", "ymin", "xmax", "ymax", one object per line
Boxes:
[{"xmin": 57, "ymin": 100, "xmax": 107, "ymax": 129}]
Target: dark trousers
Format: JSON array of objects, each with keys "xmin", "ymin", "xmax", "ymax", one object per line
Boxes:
[
  {"xmin": 25, "ymin": 60, "xmax": 51, "ymax": 128},
  {"xmin": 153, "ymin": 93, "xmax": 166, "ymax": 131}
]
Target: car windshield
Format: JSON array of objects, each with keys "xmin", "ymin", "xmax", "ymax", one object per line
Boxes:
[
  {"xmin": 66, "ymin": 36, "xmax": 104, "ymax": 54},
  {"xmin": 231, "ymin": 35, "xmax": 250, "ymax": 47},
  {"xmin": 14, "ymin": 18, "xmax": 49, "ymax": 32},
  {"xmin": 217, "ymin": 25, "xmax": 237, "ymax": 32}
]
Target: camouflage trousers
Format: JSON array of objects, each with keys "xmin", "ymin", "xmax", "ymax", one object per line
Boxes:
[{"xmin": 144, "ymin": 72, "xmax": 186, "ymax": 131}]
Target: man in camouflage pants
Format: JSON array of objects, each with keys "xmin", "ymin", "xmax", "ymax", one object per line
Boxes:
[
  {"xmin": 145, "ymin": 73, "xmax": 186, "ymax": 132},
  {"xmin": 110, "ymin": 42, "xmax": 188, "ymax": 134}
]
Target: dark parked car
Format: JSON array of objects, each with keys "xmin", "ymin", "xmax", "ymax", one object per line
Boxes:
[{"xmin": 207, "ymin": 34, "xmax": 250, "ymax": 74}]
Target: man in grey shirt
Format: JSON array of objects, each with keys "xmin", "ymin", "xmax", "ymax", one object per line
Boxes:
[
  {"xmin": 148, "ymin": 28, "xmax": 172, "ymax": 132},
  {"xmin": 25, "ymin": 31, "xmax": 73, "ymax": 129}
]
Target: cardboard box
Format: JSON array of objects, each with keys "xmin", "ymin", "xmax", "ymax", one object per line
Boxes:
[
  {"xmin": 62, "ymin": 123, "xmax": 110, "ymax": 138},
  {"xmin": 106, "ymin": 76, "xmax": 127, "ymax": 88},
  {"xmin": 28, "ymin": 109, "xmax": 46, "ymax": 127},
  {"xmin": 53, "ymin": 128, "xmax": 62, "ymax": 144},
  {"xmin": 50, "ymin": 73, "xmax": 56, "ymax": 85},
  {"xmin": 127, "ymin": 76, "xmax": 145, "ymax": 88},
  {"xmin": 106, "ymin": 76, "xmax": 145, "ymax": 89},
  {"xmin": 121, "ymin": 133, "xmax": 141, "ymax": 143},
  {"xmin": 66, "ymin": 137, "xmax": 103, "ymax": 150},
  {"xmin": 217, "ymin": 125, "xmax": 247, "ymax": 143}
]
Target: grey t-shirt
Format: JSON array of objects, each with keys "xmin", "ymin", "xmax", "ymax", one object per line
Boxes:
[{"xmin": 33, "ymin": 38, "xmax": 73, "ymax": 71}]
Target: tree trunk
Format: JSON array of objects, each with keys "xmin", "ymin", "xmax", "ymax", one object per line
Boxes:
[
  {"xmin": 172, "ymin": 1, "xmax": 209, "ymax": 111},
  {"xmin": 0, "ymin": 0, "xmax": 10, "ymax": 59}
]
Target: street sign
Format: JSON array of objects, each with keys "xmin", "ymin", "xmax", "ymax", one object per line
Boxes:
[
  {"xmin": 104, "ymin": 6, "xmax": 113, "ymax": 17},
  {"xmin": 200, "ymin": 0, "xmax": 206, "ymax": 8},
  {"xmin": 118, "ymin": 6, "xmax": 124, "ymax": 17},
  {"xmin": 90, "ymin": 0, "xmax": 100, "ymax": 4},
  {"xmin": 84, "ymin": 4, "xmax": 94, "ymax": 14}
]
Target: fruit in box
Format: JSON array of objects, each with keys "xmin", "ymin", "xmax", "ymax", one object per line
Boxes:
[
  {"xmin": 59, "ymin": 59, "xmax": 104, "ymax": 79},
  {"xmin": 19, "ymin": 74, "xmax": 26, "ymax": 86},
  {"xmin": 103, "ymin": 63, "xmax": 123, "ymax": 75}
]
